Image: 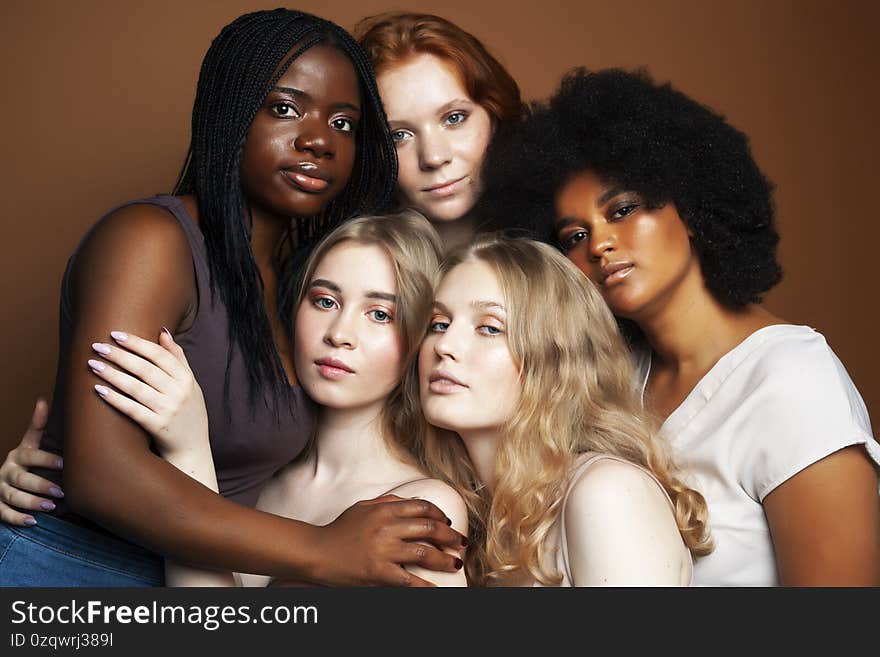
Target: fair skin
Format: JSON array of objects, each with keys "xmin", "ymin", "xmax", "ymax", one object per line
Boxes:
[
  {"xmin": 2, "ymin": 252, "xmax": 690, "ymax": 587},
  {"xmin": 0, "ymin": 44, "xmax": 466, "ymax": 586},
  {"xmin": 554, "ymin": 169, "xmax": 880, "ymax": 585},
  {"xmin": 420, "ymin": 258, "xmax": 691, "ymax": 586},
  {"xmin": 27, "ymin": 241, "xmax": 468, "ymax": 587},
  {"xmin": 378, "ymin": 54, "xmax": 493, "ymax": 252}
]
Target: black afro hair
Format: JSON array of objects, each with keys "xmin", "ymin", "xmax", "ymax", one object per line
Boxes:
[{"xmin": 476, "ymin": 67, "xmax": 782, "ymax": 307}]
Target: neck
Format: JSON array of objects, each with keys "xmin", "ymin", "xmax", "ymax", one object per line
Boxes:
[
  {"xmin": 636, "ymin": 269, "xmax": 779, "ymax": 375},
  {"xmin": 247, "ymin": 203, "xmax": 293, "ymax": 270},
  {"xmin": 457, "ymin": 427, "xmax": 502, "ymax": 494},
  {"xmin": 431, "ymin": 215, "xmax": 478, "ymax": 254},
  {"xmin": 309, "ymin": 403, "xmax": 404, "ymax": 484}
]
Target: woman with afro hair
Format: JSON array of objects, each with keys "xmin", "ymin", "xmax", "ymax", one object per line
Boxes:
[{"xmin": 476, "ymin": 67, "xmax": 879, "ymax": 586}]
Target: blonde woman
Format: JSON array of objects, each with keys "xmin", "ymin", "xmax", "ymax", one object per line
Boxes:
[
  {"xmin": 2, "ymin": 213, "xmax": 467, "ymax": 587},
  {"xmin": 411, "ymin": 234, "xmax": 712, "ymax": 586}
]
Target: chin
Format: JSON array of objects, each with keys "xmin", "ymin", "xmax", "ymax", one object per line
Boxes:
[
  {"xmin": 426, "ymin": 209, "xmax": 468, "ymax": 223},
  {"xmin": 301, "ymin": 379, "xmax": 346, "ymax": 403},
  {"xmin": 420, "ymin": 401, "xmax": 456, "ymax": 431},
  {"xmin": 600, "ymin": 290, "xmax": 641, "ymax": 319},
  {"xmin": 419, "ymin": 199, "xmax": 477, "ymax": 224},
  {"xmin": 301, "ymin": 388, "xmax": 335, "ymax": 407}
]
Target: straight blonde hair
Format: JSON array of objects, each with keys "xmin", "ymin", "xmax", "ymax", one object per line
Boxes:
[{"xmin": 292, "ymin": 211, "xmax": 443, "ymax": 462}]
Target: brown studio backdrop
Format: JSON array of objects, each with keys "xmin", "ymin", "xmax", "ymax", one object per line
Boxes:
[{"xmin": 1, "ymin": 0, "xmax": 878, "ymax": 455}]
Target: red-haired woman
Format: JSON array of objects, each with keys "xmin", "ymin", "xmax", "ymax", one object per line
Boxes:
[{"xmin": 356, "ymin": 12, "xmax": 527, "ymax": 251}]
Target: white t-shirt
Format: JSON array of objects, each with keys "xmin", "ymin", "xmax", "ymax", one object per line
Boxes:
[{"xmin": 636, "ymin": 324, "xmax": 879, "ymax": 586}]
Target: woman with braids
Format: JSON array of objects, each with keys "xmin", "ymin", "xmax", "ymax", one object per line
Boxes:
[
  {"xmin": 0, "ymin": 8, "xmax": 464, "ymax": 587},
  {"xmin": 413, "ymin": 235, "xmax": 711, "ymax": 586},
  {"xmin": 1, "ymin": 11, "xmax": 528, "ymax": 538},
  {"xmin": 354, "ymin": 12, "xmax": 528, "ymax": 252},
  {"xmin": 476, "ymin": 68, "xmax": 880, "ymax": 585}
]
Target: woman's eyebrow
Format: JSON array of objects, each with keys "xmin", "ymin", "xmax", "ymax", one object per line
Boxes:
[
  {"xmin": 554, "ymin": 217, "xmax": 578, "ymax": 232},
  {"xmin": 310, "ymin": 278, "xmax": 341, "ymax": 292},
  {"xmin": 365, "ymin": 291, "xmax": 397, "ymax": 302},
  {"xmin": 437, "ymin": 98, "xmax": 474, "ymax": 115},
  {"xmin": 311, "ymin": 280, "xmax": 395, "ymax": 302},
  {"xmin": 273, "ymin": 85, "xmax": 307, "ymax": 98},
  {"xmin": 598, "ymin": 187, "xmax": 625, "ymax": 205},
  {"xmin": 272, "ymin": 86, "xmax": 360, "ymax": 113},
  {"xmin": 472, "ymin": 300, "xmax": 506, "ymax": 313}
]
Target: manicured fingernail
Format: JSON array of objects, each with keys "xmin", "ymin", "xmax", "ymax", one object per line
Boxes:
[
  {"xmin": 95, "ymin": 384, "xmax": 110, "ymax": 397},
  {"xmin": 454, "ymin": 558, "xmax": 463, "ymax": 570},
  {"xmin": 88, "ymin": 359, "xmax": 105, "ymax": 373},
  {"xmin": 23, "ymin": 517, "xmax": 37, "ymax": 526},
  {"xmin": 92, "ymin": 343, "xmax": 111, "ymax": 355},
  {"xmin": 40, "ymin": 501, "xmax": 56, "ymax": 511},
  {"xmin": 461, "ymin": 536, "xmax": 469, "ymax": 548},
  {"xmin": 110, "ymin": 331, "xmax": 128, "ymax": 342},
  {"xmin": 49, "ymin": 486, "xmax": 64, "ymax": 498},
  {"xmin": 162, "ymin": 327, "xmax": 173, "ymax": 339},
  {"xmin": 54, "ymin": 458, "xmax": 64, "ymax": 469}
]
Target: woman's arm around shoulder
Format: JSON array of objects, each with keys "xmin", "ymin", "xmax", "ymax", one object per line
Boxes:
[
  {"xmin": 564, "ymin": 458, "xmax": 691, "ymax": 586},
  {"xmin": 60, "ymin": 203, "xmax": 200, "ymax": 527},
  {"xmin": 5, "ymin": 204, "xmax": 470, "ymax": 584},
  {"xmin": 388, "ymin": 478, "xmax": 469, "ymax": 587}
]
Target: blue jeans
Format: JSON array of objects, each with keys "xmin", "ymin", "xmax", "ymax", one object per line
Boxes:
[{"xmin": 0, "ymin": 513, "xmax": 163, "ymax": 587}]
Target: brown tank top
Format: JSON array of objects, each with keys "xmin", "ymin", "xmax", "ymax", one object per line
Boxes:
[{"xmin": 38, "ymin": 195, "xmax": 315, "ymax": 513}]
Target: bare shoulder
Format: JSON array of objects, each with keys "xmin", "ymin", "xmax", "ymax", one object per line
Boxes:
[
  {"xmin": 567, "ymin": 457, "xmax": 669, "ymax": 513},
  {"xmin": 388, "ymin": 477, "xmax": 469, "ymax": 587},
  {"xmin": 564, "ymin": 457, "xmax": 682, "ymax": 546},
  {"xmin": 75, "ymin": 201, "xmax": 191, "ymax": 271},
  {"xmin": 68, "ymin": 200, "xmax": 196, "ymax": 321},
  {"xmin": 388, "ymin": 478, "xmax": 468, "ymax": 534},
  {"xmin": 564, "ymin": 457, "xmax": 690, "ymax": 586}
]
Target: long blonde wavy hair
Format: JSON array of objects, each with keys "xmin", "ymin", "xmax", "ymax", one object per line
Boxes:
[
  {"xmin": 404, "ymin": 234, "xmax": 712, "ymax": 585},
  {"xmin": 292, "ymin": 211, "xmax": 443, "ymax": 462}
]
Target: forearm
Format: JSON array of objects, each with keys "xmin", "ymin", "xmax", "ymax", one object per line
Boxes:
[
  {"xmin": 164, "ymin": 561, "xmax": 237, "ymax": 587},
  {"xmin": 160, "ymin": 435, "xmax": 236, "ymax": 585},
  {"xmin": 64, "ymin": 448, "xmax": 325, "ymax": 582},
  {"xmin": 160, "ymin": 439, "xmax": 219, "ymax": 493}
]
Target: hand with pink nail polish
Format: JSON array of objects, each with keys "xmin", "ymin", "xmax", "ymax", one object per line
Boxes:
[
  {"xmin": 0, "ymin": 398, "xmax": 65, "ymax": 527},
  {"xmin": 92, "ymin": 329, "xmax": 211, "ymax": 467}
]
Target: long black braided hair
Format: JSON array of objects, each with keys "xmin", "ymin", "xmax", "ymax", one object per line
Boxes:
[{"xmin": 173, "ymin": 8, "xmax": 397, "ymax": 416}]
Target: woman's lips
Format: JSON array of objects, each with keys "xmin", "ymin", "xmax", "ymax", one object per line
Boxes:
[
  {"xmin": 424, "ymin": 176, "xmax": 467, "ymax": 198},
  {"xmin": 427, "ymin": 371, "xmax": 468, "ymax": 393},
  {"xmin": 318, "ymin": 364, "xmax": 350, "ymax": 379},
  {"xmin": 282, "ymin": 170, "xmax": 329, "ymax": 193},
  {"xmin": 600, "ymin": 264, "xmax": 635, "ymax": 287},
  {"xmin": 315, "ymin": 358, "xmax": 353, "ymax": 380},
  {"xmin": 428, "ymin": 379, "xmax": 467, "ymax": 393}
]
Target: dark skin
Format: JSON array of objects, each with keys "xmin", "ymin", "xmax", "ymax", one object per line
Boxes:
[
  {"xmin": 555, "ymin": 169, "xmax": 879, "ymax": 585},
  {"xmin": 10, "ymin": 44, "xmax": 465, "ymax": 586}
]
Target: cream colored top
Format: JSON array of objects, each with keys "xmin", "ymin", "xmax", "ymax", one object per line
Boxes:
[{"xmin": 533, "ymin": 453, "xmax": 693, "ymax": 587}]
